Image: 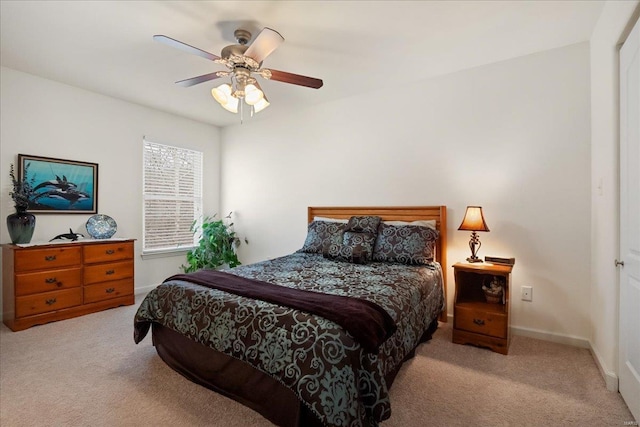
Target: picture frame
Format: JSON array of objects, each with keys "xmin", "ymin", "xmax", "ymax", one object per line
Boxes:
[{"xmin": 18, "ymin": 154, "xmax": 98, "ymax": 214}]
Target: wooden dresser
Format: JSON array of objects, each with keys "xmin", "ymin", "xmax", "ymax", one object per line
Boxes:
[{"xmin": 2, "ymin": 239, "xmax": 135, "ymax": 331}]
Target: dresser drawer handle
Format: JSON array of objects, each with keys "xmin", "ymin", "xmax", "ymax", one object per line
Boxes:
[
  {"xmin": 44, "ymin": 255, "xmax": 57, "ymax": 261},
  {"xmin": 105, "ymin": 270, "xmax": 115, "ymax": 275},
  {"xmin": 45, "ymin": 298, "xmax": 57, "ymax": 305},
  {"xmin": 45, "ymin": 277, "xmax": 57, "ymax": 284},
  {"xmin": 105, "ymin": 288, "xmax": 115, "ymax": 294},
  {"xmin": 105, "ymin": 249, "xmax": 115, "ymax": 255},
  {"xmin": 473, "ymin": 318, "xmax": 485, "ymax": 326}
]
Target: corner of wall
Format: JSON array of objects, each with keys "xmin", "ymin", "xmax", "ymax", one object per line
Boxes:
[{"xmin": 590, "ymin": 341, "xmax": 619, "ymax": 391}]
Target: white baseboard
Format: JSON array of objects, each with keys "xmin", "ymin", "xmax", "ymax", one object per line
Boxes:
[
  {"xmin": 510, "ymin": 325, "xmax": 590, "ymax": 348},
  {"xmin": 445, "ymin": 314, "xmax": 590, "ymax": 348},
  {"xmin": 135, "ymin": 283, "xmax": 158, "ymax": 297},
  {"xmin": 510, "ymin": 325, "xmax": 619, "ymax": 391},
  {"xmin": 446, "ymin": 314, "xmax": 619, "ymax": 391},
  {"xmin": 589, "ymin": 342, "xmax": 619, "ymax": 391}
]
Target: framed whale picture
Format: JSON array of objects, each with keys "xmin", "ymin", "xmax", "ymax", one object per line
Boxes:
[{"xmin": 18, "ymin": 154, "xmax": 98, "ymax": 214}]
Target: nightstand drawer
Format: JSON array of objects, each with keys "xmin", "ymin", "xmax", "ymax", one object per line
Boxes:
[{"xmin": 455, "ymin": 306, "xmax": 507, "ymax": 338}]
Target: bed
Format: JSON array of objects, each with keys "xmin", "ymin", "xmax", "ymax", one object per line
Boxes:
[{"xmin": 134, "ymin": 206, "xmax": 447, "ymax": 427}]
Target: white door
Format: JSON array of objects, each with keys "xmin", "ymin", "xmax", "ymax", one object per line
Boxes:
[{"xmin": 619, "ymin": 15, "xmax": 640, "ymax": 423}]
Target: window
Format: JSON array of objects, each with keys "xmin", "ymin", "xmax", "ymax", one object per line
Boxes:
[{"xmin": 142, "ymin": 139, "xmax": 203, "ymax": 254}]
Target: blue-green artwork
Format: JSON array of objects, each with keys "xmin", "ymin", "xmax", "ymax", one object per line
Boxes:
[{"xmin": 19, "ymin": 154, "xmax": 98, "ymax": 214}]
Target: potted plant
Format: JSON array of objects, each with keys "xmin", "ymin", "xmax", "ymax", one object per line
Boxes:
[
  {"xmin": 7, "ymin": 163, "xmax": 36, "ymax": 244},
  {"xmin": 181, "ymin": 212, "xmax": 247, "ymax": 273}
]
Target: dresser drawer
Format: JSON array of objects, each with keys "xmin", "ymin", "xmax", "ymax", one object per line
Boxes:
[
  {"xmin": 84, "ymin": 260, "xmax": 134, "ymax": 285},
  {"xmin": 14, "ymin": 246, "xmax": 82, "ymax": 272},
  {"xmin": 15, "ymin": 267, "xmax": 82, "ymax": 296},
  {"xmin": 16, "ymin": 288, "xmax": 83, "ymax": 318},
  {"xmin": 84, "ymin": 242, "xmax": 134, "ymax": 264},
  {"xmin": 455, "ymin": 306, "xmax": 507, "ymax": 338},
  {"xmin": 84, "ymin": 279, "xmax": 133, "ymax": 304}
]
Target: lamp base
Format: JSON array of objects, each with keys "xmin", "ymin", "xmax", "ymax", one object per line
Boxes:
[{"xmin": 466, "ymin": 256, "xmax": 483, "ymax": 263}]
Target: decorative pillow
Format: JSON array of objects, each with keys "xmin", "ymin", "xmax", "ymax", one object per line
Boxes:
[
  {"xmin": 345, "ymin": 215, "xmax": 381, "ymax": 234},
  {"xmin": 373, "ymin": 223, "xmax": 439, "ymax": 264},
  {"xmin": 322, "ymin": 240, "xmax": 367, "ymax": 264},
  {"xmin": 300, "ymin": 220, "xmax": 346, "ymax": 253},
  {"xmin": 343, "ymin": 231, "xmax": 377, "ymax": 261}
]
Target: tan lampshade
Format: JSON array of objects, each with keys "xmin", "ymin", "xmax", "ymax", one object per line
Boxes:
[{"xmin": 458, "ymin": 206, "xmax": 490, "ymax": 232}]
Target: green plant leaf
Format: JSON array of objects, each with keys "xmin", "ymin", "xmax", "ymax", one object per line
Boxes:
[{"xmin": 180, "ymin": 212, "xmax": 245, "ymax": 273}]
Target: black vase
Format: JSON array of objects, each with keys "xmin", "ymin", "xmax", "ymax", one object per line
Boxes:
[{"xmin": 7, "ymin": 209, "xmax": 36, "ymax": 244}]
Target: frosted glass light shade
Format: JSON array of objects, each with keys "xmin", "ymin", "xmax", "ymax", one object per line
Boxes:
[
  {"xmin": 244, "ymin": 84, "xmax": 264, "ymax": 105},
  {"xmin": 221, "ymin": 96, "xmax": 239, "ymax": 113},
  {"xmin": 211, "ymin": 84, "xmax": 232, "ymax": 104},
  {"xmin": 211, "ymin": 84, "xmax": 238, "ymax": 113},
  {"xmin": 253, "ymin": 97, "xmax": 270, "ymax": 113}
]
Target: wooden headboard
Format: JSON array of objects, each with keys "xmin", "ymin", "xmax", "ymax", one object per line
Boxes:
[{"xmin": 308, "ymin": 206, "xmax": 447, "ymax": 321}]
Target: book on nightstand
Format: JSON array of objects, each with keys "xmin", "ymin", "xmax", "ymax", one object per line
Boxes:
[{"xmin": 485, "ymin": 256, "xmax": 516, "ymax": 266}]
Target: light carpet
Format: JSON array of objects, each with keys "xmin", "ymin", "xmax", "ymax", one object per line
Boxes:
[{"xmin": 0, "ymin": 297, "xmax": 634, "ymax": 427}]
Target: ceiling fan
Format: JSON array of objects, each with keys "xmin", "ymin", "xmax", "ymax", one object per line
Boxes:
[{"xmin": 154, "ymin": 27, "xmax": 323, "ymax": 116}]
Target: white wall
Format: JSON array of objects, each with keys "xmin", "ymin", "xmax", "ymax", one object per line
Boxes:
[
  {"xmin": 0, "ymin": 67, "xmax": 221, "ymax": 296},
  {"xmin": 590, "ymin": 0, "xmax": 640, "ymax": 390},
  {"xmin": 222, "ymin": 43, "xmax": 592, "ymax": 340}
]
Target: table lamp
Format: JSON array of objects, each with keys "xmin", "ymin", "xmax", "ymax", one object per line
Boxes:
[{"xmin": 458, "ymin": 206, "xmax": 490, "ymax": 263}]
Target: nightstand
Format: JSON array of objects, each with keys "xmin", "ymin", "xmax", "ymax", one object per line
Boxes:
[{"xmin": 452, "ymin": 262, "xmax": 513, "ymax": 354}]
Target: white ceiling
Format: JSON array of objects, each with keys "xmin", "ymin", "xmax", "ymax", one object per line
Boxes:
[{"xmin": 1, "ymin": 1, "xmax": 604, "ymax": 128}]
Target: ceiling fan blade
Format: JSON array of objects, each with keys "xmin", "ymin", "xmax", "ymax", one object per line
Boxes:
[
  {"xmin": 175, "ymin": 72, "xmax": 224, "ymax": 87},
  {"xmin": 265, "ymin": 69, "xmax": 323, "ymax": 89},
  {"xmin": 244, "ymin": 28, "xmax": 284, "ymax": 63},
  {"xmin": 153, "ymin": 35, "xmax": 220, "ymax": 62}
]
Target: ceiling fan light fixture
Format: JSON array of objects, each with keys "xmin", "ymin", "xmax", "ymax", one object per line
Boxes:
[
  {"xmin": 211, "ymin": 83, "xmax": 232, "ymax": 104},
  {"xmin": 244, "ymin": 84, "xmax": 264, "ymax": 105},
  {"xmin": 155, "ymin": 27, "xmax": 323, "ymax": 121},
  {"xmin": 211, "ymin": 83, "xmax": 238, "ymax": 113},
  {"xmin": 221, "ymin": 96, "xmax": 239, "ymax": 113},
  {"xmin": 252, "ymin": 97, "xmax": 270, "ymax": 113}
]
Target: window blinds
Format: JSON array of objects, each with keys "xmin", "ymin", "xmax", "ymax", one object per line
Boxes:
[{"xmin": 142, "ymin": 139, "xmax": 203, "ymax": 253}]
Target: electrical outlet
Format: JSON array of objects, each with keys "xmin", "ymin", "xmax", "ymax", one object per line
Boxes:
[{"xmin": 522, "ymin": 286, "xmax": 533, "ymax": 302}]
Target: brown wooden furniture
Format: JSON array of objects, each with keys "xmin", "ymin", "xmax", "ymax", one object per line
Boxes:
[
  {"xmin": 2, "ymin": 239, "xmax": 135, "ymax": 331},
  {"xmin": 309, "ymin": 205, "xmax": 447, "ymax": 321},
  {"xmin": 452, "ymin": 262, "xmax": 513, "ymax": 354}
]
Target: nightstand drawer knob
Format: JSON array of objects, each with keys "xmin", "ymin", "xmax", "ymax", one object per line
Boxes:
[{"xmin": 473, "ymin": 318, "xmax": 485, "ymax": 326}]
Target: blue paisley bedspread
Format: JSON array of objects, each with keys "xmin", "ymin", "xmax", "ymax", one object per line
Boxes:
[{"xmin": 134, "ymin": 252, "xmax": 444, "ymax": 427}]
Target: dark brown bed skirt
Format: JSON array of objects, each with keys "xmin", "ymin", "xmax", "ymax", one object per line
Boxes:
[{"xmin": 151, "ymin": 318, "xmax": 439, "ymax": 427}]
